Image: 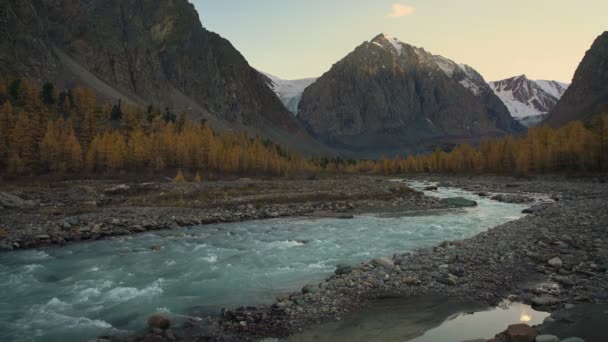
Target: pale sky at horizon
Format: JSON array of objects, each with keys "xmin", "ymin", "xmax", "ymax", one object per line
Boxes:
[{"xmin": 191, "ymin": 0, "xmax": 607, "ymax": 83}]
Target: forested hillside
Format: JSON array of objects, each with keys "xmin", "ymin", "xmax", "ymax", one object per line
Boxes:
[{"xmin": 0, "ymin": 79, "xmax": 317, "ymax": 176}]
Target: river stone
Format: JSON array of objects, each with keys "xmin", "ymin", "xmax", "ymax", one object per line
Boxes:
[
  {"xmin": 0, "ymin": 192, "xmax": 37, "ymax": 209},
  {"xmin": 104, "ymin": 184, "xmax": 130, "ymax": 194},
  {"xmin": 547, "ymin": 257, "xmax": 563, "ymax": 268},
  {"xmin": 65, "ymin": 217, "xmax": 80, "ymax": 226},
  {"xmin": 554, "ymin": 276, "xmax": 575, "ymax": 287},
  {"xmin": 440, "ymin": 197, "xmax": 478, "ymax": 207},
  {"xmin": 371, "ymin": 258, "xmax": 394, "ymax": 269},
  {"xmin": 502, "ymin": 323, "xmax": 537, "ymax": 342},
  {"xmin": 535, "ymin": 335, "xmax": 559, "ymax": 342},
  {"xmin": 302, "ymin": 284, "xmax": 320, "ymax": 294},
  {"xmin": 147, "ymin": 314, "xmax": 171, "ymax": 331},
  {"xmin": 532, "ymin": 296, "xmax": 560, "ymax": 306},
  {"xmin": 335, "ymin": 264, "xmax": 353, "ymax": 275}
]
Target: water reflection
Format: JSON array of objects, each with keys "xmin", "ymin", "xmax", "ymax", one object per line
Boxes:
[{"xmin": 287, "ymin": 297, "xmax": 549, "ymax": 342}]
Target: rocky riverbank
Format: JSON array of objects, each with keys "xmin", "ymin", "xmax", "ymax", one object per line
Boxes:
[
  {"xmin": 0, "ymin": 177, "xmax": 445, "ymax": 251},
  {"xmin": 95, "ymin": 176, "xmax": 608, "ymax": 342}
]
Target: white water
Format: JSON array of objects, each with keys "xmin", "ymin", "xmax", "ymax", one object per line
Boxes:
[{"xmin": 0, "ymin": 181, "xmax": 528, "ymax": 342}]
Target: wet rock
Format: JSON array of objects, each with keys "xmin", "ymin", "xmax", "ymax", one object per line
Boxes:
[
  {"xmin": 335, "ymin": 264, "xmax": 353, "ymax": 275},
  {"xmin": 499, "ymin": 323, "xmax": 537, "ymax": 342},
  {"xmin": 424, "ymin": 186, "xmax": 438, "ymax": 191},
  {"xmin": 531, "ymin": 296, "xmax": 560, "ymax": 307},
  {"xmin": 440, "ymin": 197, "xmax": 477, "ymax": 207},
  {"xmin": 371, "ymin": 258, "xmax": 394, "ymax": 269},
  {"xmin": 148, "ymin": 314, "xmax": 171, "ymax": 331},
  {"xmin": 535, "ymin": 335, "xmax": 559, "ymax": 342},
  {"xmin": 491, "ymin": 194, "xmax": 533, "ymax": 204},
  {"xmin": 302, "ymin": 284, "xmax": 320, "ymax": 294}
]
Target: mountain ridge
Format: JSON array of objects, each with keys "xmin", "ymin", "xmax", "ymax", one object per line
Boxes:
[
  {"xmin": 545, "ymin": 31, "xmax": 608, "ymax": 126},
  {"xmin": 0, "ymin": 0, "xmax": 328, "ymax": 154},
  {"xmin": 489, "ymin": 75, "xmax": 568, "ymax": 126}
]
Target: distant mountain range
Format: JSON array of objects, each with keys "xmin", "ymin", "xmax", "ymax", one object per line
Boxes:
[
  {"xmin": 1, "ymin": 0, "xmax": 605, "ymax": 157},
  {"xmin": 546, "ymin": 31, "xmax": 608, "ymax": 126},
  {"xmin": 489, "ymin": 76, "xmax": 569, "ymax": 126},
  {"xmin": 295, "ymin": 34, "xmax": 523, "ymax": 157}
]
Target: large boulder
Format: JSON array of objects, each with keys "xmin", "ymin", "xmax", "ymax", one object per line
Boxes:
[
  {"xmin": 441, "ymin": 197, "xmax": 478, "ymax": 207},
  {"xmin": 371, "ymin": 257, "xmax": 395, "ymax": 269},
  {"xmin": 497, "ymin": 324, "xmax": 538, "ymax": 342},
  {"xmin": 147, "ymin": 314, "xmax": 171, "ymax": 331}
]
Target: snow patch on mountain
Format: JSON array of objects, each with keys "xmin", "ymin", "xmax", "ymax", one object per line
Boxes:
[
  {"xmin": 262, "ymin": 72, "xmax": 317, "ymax": 115},
  {"xmin": 383, "ymin": 34, "xmax": 404, "ymax": 55},
  {"xmin": 370, "ymin": 34, "xmax": 490, "ymax": 98},
  {"xmin": 459, "ymin": 78, "xmax": 482, "ymax": 96},
  {"xmin": 534, "ymin": 80, "xmax": 569, "ymax": 99},
  {"xmin": 489, "ymin": 75, "xmax": 569, "ymax": 126}
]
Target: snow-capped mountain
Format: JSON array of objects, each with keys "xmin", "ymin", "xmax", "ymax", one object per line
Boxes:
[
  {"xmin": 489, "ymin": 75, "xmax": 569, "ymax": 126},
  {"xmin": 262, "ymin": 73, "xmax": 317, "ymax": 114},
  {"xmin": 297, "ymin": 33, "xmax": 522, "ymax": 156},
  {"xmin": 373, "ymin": 34, "xmax": 489, "ymax": 97}
]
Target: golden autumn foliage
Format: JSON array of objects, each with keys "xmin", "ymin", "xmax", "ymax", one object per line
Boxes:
[
  {"xmin": 174, "ymin": 169, "xmax": 186, "ymax": 183},
  {"xmin": 1, "ymin": 78, "xmax": 607, "ymax": 178},
  {"xmin": 364, "ymin": 115, "xmax": 608, "ymax": 175},
  {"xmin": 0, "ymin": 78, "xmax": 318, "ymax": 176}
]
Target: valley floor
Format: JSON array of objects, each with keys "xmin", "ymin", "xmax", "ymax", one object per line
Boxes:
[
  {"xmin": 0, "ymin": 176, "xmax": 442, "ymax": 251},
  {"xmin": 1, "ymin": 175, "xmax": 607, "ymax": 341},
  {"xmin": 124, "ymin": 175, "xmax": 607, "ymax": 342}
]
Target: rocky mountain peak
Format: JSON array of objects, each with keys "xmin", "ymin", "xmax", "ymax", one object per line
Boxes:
[
  {"xmin": 545, "ymin": 31, "xmax": 608, "ymax": 126},
  {"xmin": 297, "ymin": 34, "xmax": 523, "ymax": 157},
  {"xmin": 489, "ymin": 75, "xmax": 568, "ymax": 126}
]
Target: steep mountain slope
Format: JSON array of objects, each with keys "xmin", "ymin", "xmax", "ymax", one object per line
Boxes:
[
  {"xmin": 546, "ymin": 31, "xmax": 608, "ymax": 126},
  {"xmin": 0, "ymin": 0, "xmax": 325, "ymax": 154},
  {"xmin": 489, "ymin": 75, "xmax": 568, "ymax": 126},
  {"xmin": 297, "ymin": 34, "xmax": 523, "ymax": 156},
  {"xmin": 262, "ymin": 73, "xmax": 317, "ymax": 115}
]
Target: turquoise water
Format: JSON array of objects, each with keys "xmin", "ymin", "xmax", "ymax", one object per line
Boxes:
[{"xmin": 0, "ymin": 181, "xmax": 528, "ymax": 342}]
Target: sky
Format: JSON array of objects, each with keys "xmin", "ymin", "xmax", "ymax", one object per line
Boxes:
[{"xmin": 191, "ymin": 0, "xmax": 607, "ymax": 83}]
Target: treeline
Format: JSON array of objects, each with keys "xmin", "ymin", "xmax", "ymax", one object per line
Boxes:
[
  {"xmin": 373, "ymin": 117, "xmax": 608, "ymax": 175},
  {"xmin": 1, "ymin": 78, "xmax": 607, "ymax": 178},
  {"xmin": 0, "ymin": 78, "xmax": 317, "ymax": 176}
]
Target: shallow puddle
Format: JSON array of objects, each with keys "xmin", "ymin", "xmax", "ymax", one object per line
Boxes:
[{"xmin": 286, "ymin": 296, "xmax": 549, "ymax": 342}]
